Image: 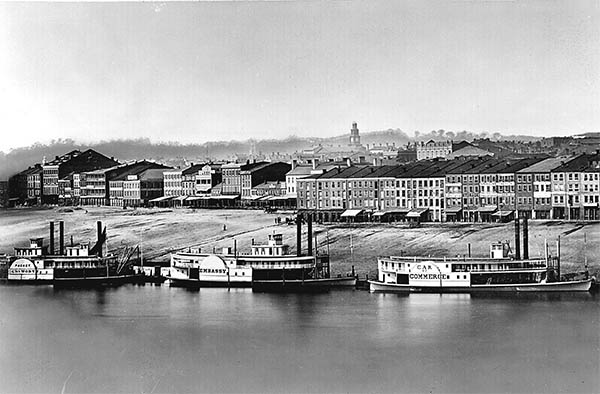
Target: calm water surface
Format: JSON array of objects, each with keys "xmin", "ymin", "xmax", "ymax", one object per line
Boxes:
[{"xmin": 0, "ymin": 284, "xmax": 598, "ymax": 394}]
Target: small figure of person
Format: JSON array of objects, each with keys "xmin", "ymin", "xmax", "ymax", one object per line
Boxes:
[{"xmin": 223, "ymin": 224, "xmax": 227, "ymax": 231}]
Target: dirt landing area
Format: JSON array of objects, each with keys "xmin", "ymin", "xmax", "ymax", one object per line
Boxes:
[{"xmin": 1, "ymin": 207, "xmax": 598, "ymax": 278}]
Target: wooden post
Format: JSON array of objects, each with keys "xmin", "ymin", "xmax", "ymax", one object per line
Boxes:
[
  {"xmin": 556, "ymin": 236, "xmax": 561, "ymax": 280},
  {"xmin": 522, "ymin": 217, "xmax": 529, "ymax": 260},
  {"xmin": 514, "ymin": 218, "xmax": 520, "ymax": 260},
  {"xmin": 49, "ymin": 221, "xmax": 55, "ymax": 255},
  {"xmin": 296, "ymin": 214, "xmax": 302, "ymax": 257}
]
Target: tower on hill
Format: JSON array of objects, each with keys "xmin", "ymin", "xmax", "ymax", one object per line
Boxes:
[{"xmin": 349, "ymin": 122, "xmax": 361, "ymax": 146}]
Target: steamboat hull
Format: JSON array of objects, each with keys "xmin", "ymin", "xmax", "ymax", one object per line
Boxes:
[
  {"xmin": 251, "ymin": 279, "xmax": 331, "ymax": 293},
  {"xmin": 252, "ymin": 276, "xmax": 356, "ymax": 292},
  {"xmin": 52, "ymin": 274, "xmax": 144, "ymax": 288},
  {"xmin": 169, "ymin": 277, "xmax": 251, "ymax": 288},
  {"xmin": 368, "ymin": 279, "xmax": 593, "ymax": 293}
]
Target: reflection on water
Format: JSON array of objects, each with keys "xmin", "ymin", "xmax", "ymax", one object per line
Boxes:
[{"xmin": 0, "ymin": 285, "xmax": 598, "ymax": 394}]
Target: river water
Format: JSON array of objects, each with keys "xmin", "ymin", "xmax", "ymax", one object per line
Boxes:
[{"xmin": 0, "ymin": 284, "xmax": 598, "ymax": 394}]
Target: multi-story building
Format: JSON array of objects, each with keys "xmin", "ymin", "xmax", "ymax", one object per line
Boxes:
[
  {"xmin": 285, "ymin": 164, "xmax": 313, "ymax": 197},
  {"xmin": 478, "ymin": 158, "xmax": 544, "ymax": 222},
  {"xmin": 108, "ymin": 176, "xmax": 125, "ymax": 207},
  {"xmin": 416, "ymin": 140, "xmax": 487, "ymax": 161},
  {"xmin": 285, "ymin": 161, "xmax": 349, "ymax": 198},
  {"xmin": 416, "ymin": 140, "xmax": 453, "ymax": 160},
  {"xmin": 82, "ymin": 160, "xmax": 170, "ymax": 206},
  {"xmin": 240, "ymin": 162, "xmax": 291, "ymax": 200},
  {"xmin": 444, "ymin": 159, "xmax": 495, "ymax": 222},
  {"xmin": 163, "ymin": 170, "xmax": 183, "ymax": 197},
  {"xmin": 26, "ymin": 165, "xmax": 43, "ymax": 204},
  {"xmin": 297, "ymin": 157, "xmax": 573, "ymax": 223},
  {"xmin": 72, "ymin": 173, "xmax": 82, "ymax": 204},
  {"xmin": 8, "ymin": 169, "xmax": 29, "ymax": 205},
  {"xmin": 250, "ymin": 181, "xmax": 286, "ymax": 198},
  {"xmin": 397, "ymin": 161, "xmax": 463, "ymax": 222},
  {"xmin": 123, "ymin": 168, "xmax": 170, "ymax": 207},
  {"xmin": 515, "ymin": 157, "xmax": 571, "ymax": 219},
  {"xmin": 40, "ymin": 150, "xmax": 119, "ymax": 205},
  {"xmin": 9, "ymin": 165, "xmax": 44, "ymax": 205},
  {"xmin": 58, "ymin": 176, "xmax": 73, "ymax": 205},
  {"xmin": 582, "ymin": 164, "xmax": 600, "ymax": 221},
  {"xmin": 179, "ymin": 164, "xmax": 203, "ymax": 196},
  {"xmin": 221, "ymin": 163, "xmax": 244, "ymax": 196},
  {"xmin": 0, "ymin": 180, "xmax": 7, "ymax": 207},
  {"xmin": 551, "ymin": 153, "xmax": 600, "ymax": 220},
  {"xmin": 196, "ymin": 164, "xmax": 222, "ymax": 194},
  {"xmin": 81, "ymin": 167, "xmax": 115, "ymax": 206},
  {"xmin": 41, "ymin": 161, "xmax": 59, "ymax": 205},
  {"xmin": 299, "ymin": 161, "xmax": 464, "ymax": 222}
]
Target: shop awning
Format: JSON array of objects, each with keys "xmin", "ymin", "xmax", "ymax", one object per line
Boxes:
[
  {"xmin": 375, "ymin": 208, "xmax": 410, "ymax": 217},
  {"xmin": 340, "ymin": 209, "xmax": 363, "ymax": 217},
  {"xmin": 269, "ymin": 195, "xmax": 295, "ymax": 200},
  {"xmin": 445, "ymin": 207, "xmax": 462, "ymax": 214},
  {"xmin": 186, "ymin": 196, "xmax": 202, "ymax": 201},
  {"xmin": 149, "ymin": 196, "xmax": 173, "ymax": 202},
  {"xmin": 407, "ymin": 208, "xmax": 429, "ymax": 218},
  {"xmin": 492, "ymin": 210, "xmax": 514, "ymax": 217},
  {"xmin": 174, "ymin": 196, "xmax": 188, "ymax": 202},
  {"xmin": 477, "ymin": 205, "xmax": 497, "ymax": 213},
  {"xmin": 213, "ymin": 195, "xmax": 239, "ymax": 200}
]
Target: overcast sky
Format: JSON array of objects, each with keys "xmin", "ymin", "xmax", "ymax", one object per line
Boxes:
[{"xmin": 0, "ymin": 1, "xmax": 598, "ymax": 152}]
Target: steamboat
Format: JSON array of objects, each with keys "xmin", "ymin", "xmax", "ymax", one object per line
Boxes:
[
  {"xmin": 169, "ymin": 215, "xmax": 356, "ymax": 292},
  {"xmin": 369, "ymin": 218, "xmax": 593, "ymax": 293},
  {"xmin": 7, "ymin": 221, "xmax": 140, "ymax": 287}
]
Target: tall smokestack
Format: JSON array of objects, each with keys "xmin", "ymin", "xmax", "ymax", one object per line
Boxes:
[
  {"xmin": 49, "ymin": 221, "xmax": 55, "ymax": 255},
  {"xmin": 59, "ymin": 221, "xmax": 64, "ymax": 255},
  {"xmin": 296, "ymin": 214, "xmax": 302, "ymax": 257},
  {"xmin": 307, "ymin": 215, "xmax": 313, "ymax": 256},
  {"xmin": 97, "ymin": 221, "xmax": 103, "ymax": 258},
  {"xmin": 514, "ymin": 218, "xmax": 521, "ymax": 260},
  {"xmin": 522, "ymin": 217, "xmax": 529, "ymax": 260}
]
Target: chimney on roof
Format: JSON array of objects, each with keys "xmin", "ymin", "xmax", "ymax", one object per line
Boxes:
[
  {"xmin": 346, "ymin": 158, "xmax": 352, "ymax": 167},
  {"xmin": 292, "ymin": 159, "xmax": 297, "ymax": 170}
]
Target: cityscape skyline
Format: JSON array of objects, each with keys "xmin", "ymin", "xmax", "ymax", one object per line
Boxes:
[{"xmin": 1, "ymin": 1, "xmax": 598, "ymax": 152}]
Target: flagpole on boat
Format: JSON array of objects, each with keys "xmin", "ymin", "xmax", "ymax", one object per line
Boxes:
[
  {"xmin": 556, "ymin": 235, "xmax": 561, "ymax": 280},
  {"xmin": 584, "ymin": 232, "xmax": 588, "ymax": 277},
  {"xmin": 350, "ymin": 233, "xmax": 354, "ymax": 268}
]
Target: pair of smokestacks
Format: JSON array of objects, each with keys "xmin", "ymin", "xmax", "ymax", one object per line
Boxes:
[
  {"xmin": 514, "ymin": 217, "xmax": 529, "ymax": 260},
  {"xmin": 296, "ymin": 214, "xmax": 313, "ymax": 257},
  {"xmin": 49, "ymin": 221, "xmax": 65, "ymax": 256},
  {"xmin": 48, "ymin": 220, "xmax": 104, "ymax": 257}
]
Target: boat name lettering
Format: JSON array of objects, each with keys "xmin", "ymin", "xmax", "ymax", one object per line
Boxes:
[
  {"xmin": 409, "ymin": 273, "xmax": 450, "ymax": 280},
  {"xmin": 199, "ymin": 268, "xmax": 227, "ymax": 274}
]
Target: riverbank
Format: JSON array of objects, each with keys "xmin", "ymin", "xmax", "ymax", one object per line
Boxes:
[{"xmin": 0, "ymin": 207, "xmax": 598, "ymax": 278}]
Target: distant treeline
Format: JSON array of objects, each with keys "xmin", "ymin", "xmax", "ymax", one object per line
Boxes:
[{"xmin": 0, "ymin": 129, "xmax": 546, "ymax": 179}]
